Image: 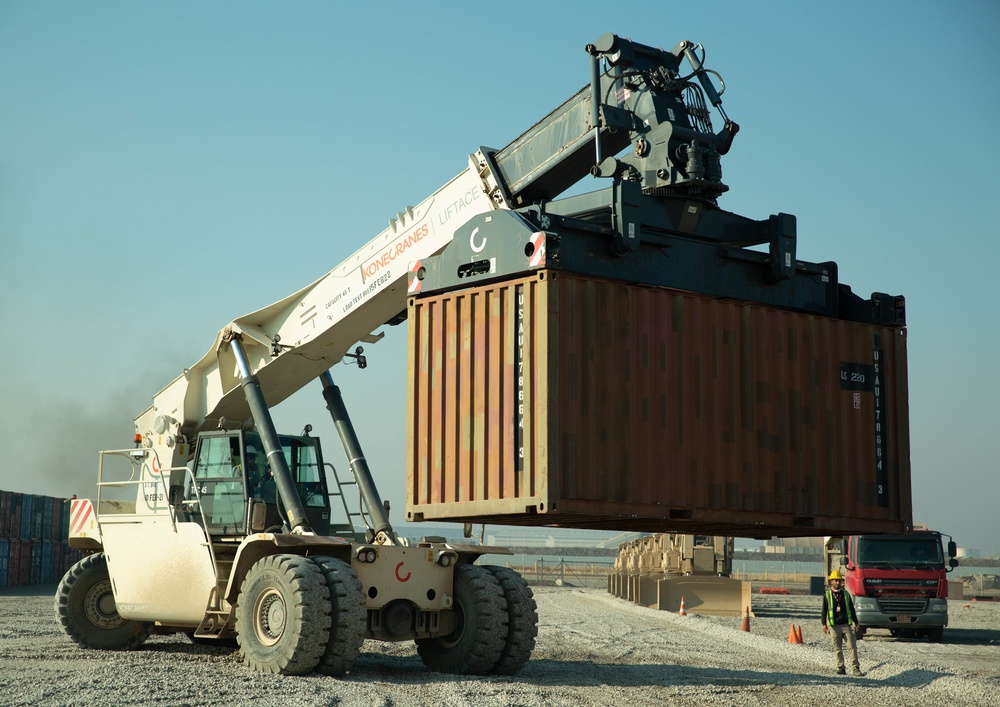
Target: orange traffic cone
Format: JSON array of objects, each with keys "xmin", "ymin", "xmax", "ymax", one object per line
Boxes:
[
  {"xmin": 795, "ymin": 625, "xmax": 804, "ymax": 644},
  {"xmin": 787, "ymin": 624, "xmax": 797, "ymax": 643},
  {"xmin": 678, "ymin": 596, "xmax": 687, "ymax": 616},
  {"xmin": 740, "ymin": 606, "xmax": 750, "ymax": 632}
]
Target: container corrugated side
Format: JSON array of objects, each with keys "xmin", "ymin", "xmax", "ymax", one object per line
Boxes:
[
  {"xmin": 406, "ymin": 271, "xmax": 911, "ymax": 537},
  {"xmin": 19, "ymin": 495, "xmax": 32, "ymax": 540},
  {"xmin": 18, "ymin": 540, "xmax": 31, "ymax": 586},
  {"xmin": 0, "ymin": 539, "xmax": 8, "ymax": 588},
  {"xmin": 0, "ymin": 491, "xmax": 9, "ymax": 537}
]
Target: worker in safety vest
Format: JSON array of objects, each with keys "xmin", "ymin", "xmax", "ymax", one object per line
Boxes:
[{"xmin": 821, "ymin": 569, "xmax": 863, "ymax": 676}]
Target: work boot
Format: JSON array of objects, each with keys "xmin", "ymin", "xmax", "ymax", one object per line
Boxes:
[
  {"xmin": 853, "ymin": 667, "xmax": 864, "ymax": 677},
  {"xmin": 836, "ymin": 666, "xmax": 846, "ymax": 675}
]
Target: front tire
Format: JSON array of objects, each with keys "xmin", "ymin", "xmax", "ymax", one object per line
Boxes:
[
  {"xmin": 54, "ymin": 553, "xmax": 151, "ymax": 650},
  {"xmin": 312, "ymin": 556, "xmax": 367, "ymax": 676},
  {"xmin": 416, "ymin": 564, "xmax": 507, "ymax": 675},
  {"xmin": 927, "ymin": 627, "xmax": 944, "ymax": 643},
  {"xmin": 484, "ymin": 566, "xmax": 537, "ymax": 675},
  {"xmin": 235, "ymin": 554, "xmax": 331, "ymax": 675}
]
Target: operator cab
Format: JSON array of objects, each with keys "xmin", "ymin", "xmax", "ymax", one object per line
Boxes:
[{"xmin": 186, "ymin": 429, "xmax": 331, "ymax": 536}]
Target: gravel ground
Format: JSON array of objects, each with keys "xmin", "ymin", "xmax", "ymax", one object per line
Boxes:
[{"xmin": 0, "ymin": 583, "xmax": 997, "ymax": 706}]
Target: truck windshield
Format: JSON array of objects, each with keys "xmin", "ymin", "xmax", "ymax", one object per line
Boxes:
[{"xmin": 856, "ymin": 538, "xmax": 943, "ymax": 569}]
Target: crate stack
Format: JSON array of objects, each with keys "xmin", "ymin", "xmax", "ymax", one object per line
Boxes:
[{"xmin": 0, "ymin": 490, "xmax": 83, "ymax": 588}]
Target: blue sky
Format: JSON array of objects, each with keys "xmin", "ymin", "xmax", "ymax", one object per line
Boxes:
[{"xmin": 1, "ymin": 1, "xmax": 998, "ymax": 553}]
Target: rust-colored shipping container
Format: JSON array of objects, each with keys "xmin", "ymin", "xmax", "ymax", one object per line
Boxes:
[{"xmin": 406, "ymin": 271, "xmax": 910, "ymax": 537}]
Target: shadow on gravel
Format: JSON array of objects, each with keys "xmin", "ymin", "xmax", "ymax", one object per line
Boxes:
[
  {"xmin": 0, "ymin": 583, "xmax": 58, "ymax": 598},
  {"xmin": 857, "ymin": 627, "xmax": 1000, "ymax": 646},
  {"xmin": 876, "ymin": 666, "xmax": 953, "ymax": 689},
  {"xmin": 924, "ymin": 627, "xmax": 1000, "ymax": 645},
  {"xmin": 750, "ymin": 603, "xmax": 817, "ymax": 621},
  {"xmin": 140, "ymin": 641, "xmax": 239, "ymax": 658},
  {"xmin": 515, "ymin": 659, "xmax": 886, "ymax": 689},
  {"xmin": 346, "ymin": 654, "xmax": 914, "ymax": 689}
]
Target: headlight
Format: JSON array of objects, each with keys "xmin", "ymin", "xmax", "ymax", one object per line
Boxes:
[{"xmin": 436, "ymin": 551, "xmax": 457, "ymax": 567}]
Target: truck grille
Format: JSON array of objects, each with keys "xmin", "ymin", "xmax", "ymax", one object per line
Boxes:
[
  {"xmin": 870, "ymin": 579, "xmax": 937, "ymax": 587},
  {"xmin": 878, "ymin": 598, "xmax": 927, "ymax": 614}
]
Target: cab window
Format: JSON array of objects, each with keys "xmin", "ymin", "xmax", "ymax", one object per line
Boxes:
[
  {"xmin": 192, "ymin": 435, "xmax": 247, "ymax": 535},
  {"xmin": 288, "ymin": 439, "xmax": 327, "ymax": 508},
  {"xmin": 244, "ymin": 433, "xmax": 327, "ymax": 508}
]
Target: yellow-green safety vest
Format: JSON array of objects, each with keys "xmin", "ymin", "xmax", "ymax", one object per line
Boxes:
[{"xmin": 825, "ymin": 588, "xmax": 855, "ymax": 626}]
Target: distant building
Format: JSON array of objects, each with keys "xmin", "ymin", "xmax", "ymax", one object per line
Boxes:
[
  {"xmin": 481, "ymin": 527, "xmax": 623, "ymax": 548},
  {"xmin": 763, "ymin": 536, "xmax": 824, "ymax": 555}
]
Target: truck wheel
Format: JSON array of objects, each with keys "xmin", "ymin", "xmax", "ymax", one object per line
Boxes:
[
  {"xmin": 54, "ymin": 553, "xmax": 151, "ymax": 651},
  {"xmin": 927, "ymin": 627, "xmax": 944, "ymax": 643},
  {"xmin": 235, "ymin": 554, "xmax": 331, "ymax": 675},
  {"xmin": 311, "ymin": 556, "xmax": 367, "ymax": 676},
  {"xmin": 416, "ymin": 564, "xmax": 507, "ymax": 675},
  {"xmin": 484, "ymin": 566, "xmax": 537, "ymax": 675}
]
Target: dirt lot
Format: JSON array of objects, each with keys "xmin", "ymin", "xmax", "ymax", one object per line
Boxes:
[{"xmin": 1, "ymin": 583, "xmax": 997, "ymax": 706}]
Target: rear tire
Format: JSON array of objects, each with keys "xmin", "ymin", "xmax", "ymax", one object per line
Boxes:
[
  {"xmin": 235, "ymin": 554, "xmax": 331, "ymax": 675},
  {"xmin": 416, "ymin": 564, "xmax": 506, "ymax": 675},
  {"xmin": 54, "ymin": 553, "xmax": 151, "ymax": 651},
  {"xmin": 312, "ymin": 556, "xmax": 367, "ymax": 676},
  {"xmin": 484, "ymin": 566, "xmax": 537, "ymax": 675}
]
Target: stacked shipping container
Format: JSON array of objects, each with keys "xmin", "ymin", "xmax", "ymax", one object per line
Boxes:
[{"xmin": 0, "ymin": 490, "xmax": 82, "ymax": 589}]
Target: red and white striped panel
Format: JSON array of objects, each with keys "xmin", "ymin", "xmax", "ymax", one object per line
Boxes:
[
  {"xmin": 529, "ymin": 232, "xmax": 546, "ymax": 268},
  {"xmin": 69, "ymin": 498, "xmax": 97, "ymax": 538},
  {"xmin": 407, "ymin": 260, "xmax": 423, "ymax": 294}
]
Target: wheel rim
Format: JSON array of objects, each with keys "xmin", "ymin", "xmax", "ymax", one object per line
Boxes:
[
  {"xmin": 253, "ymin": 587, "xmax": 286, "ymax": 646},
  {"xmin": 438, "ymin": 600, "xmax": 466, "ymax": 648},
  {"xmin": 83, "ymin": 578, "xmax": 126, "ymax": 630}
]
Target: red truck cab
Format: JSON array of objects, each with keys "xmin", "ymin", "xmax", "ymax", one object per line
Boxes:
[{"xmin": 826, "ymin": 530, "xmax": 958, "ymax": 642}]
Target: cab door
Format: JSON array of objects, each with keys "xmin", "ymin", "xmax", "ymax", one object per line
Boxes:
[{"xmin": 190, "ymin": 432, "xmax": 248, "ymax": 536}]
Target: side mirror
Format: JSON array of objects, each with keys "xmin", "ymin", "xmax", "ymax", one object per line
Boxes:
[
  {"xmin": 949, "ymin": 558, "xmax": 959, "ymax": 569},
  {"xmin": 250, "ymin": 500, "xmax": 267, "ymax": 532},
  {"xmin": 839, "ymin": 556, "xmax": 848, "ymax": 567},
  {"xmin": 947, "ymin": 540, "xmax": 957, "ymax": 558}
]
